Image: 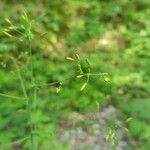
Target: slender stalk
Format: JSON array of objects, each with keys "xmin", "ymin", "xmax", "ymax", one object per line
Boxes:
[
  {"xmin": 29, "ymin": 39, "xmax": 34, "ymax": 83},
  {"xmin": 32, "ymin": 87, "xmax": 38, "ymax": 150},
  {"xmin": 0, "ymin": 93, "xmax": 27, "ymax": 100},
  {"xmin": 14, "ymin": 60, "xmax": 28, "ymax": 100},
  {"xmin": 28, "ymin": 39, "xmax": 38, "ymax": 150},
  {"xmin": 12, "ymin": 57, "xmax": 35, "ymax": 150},
  {"xmin": 35, "ymin": 72, "xmax": 108, "ymax": 88},
  {"xmin": 0, "ymin": 136, "xmax": 30, "ymax": 148}
]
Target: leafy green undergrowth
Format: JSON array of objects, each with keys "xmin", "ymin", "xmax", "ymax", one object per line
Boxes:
[
  {"xmin": 120, "ymin": 99, "xmax": 150, "ymax": 150},
  {"xmin": 0, "ymin": 0, "xmax": 150, "ymax": 149}
]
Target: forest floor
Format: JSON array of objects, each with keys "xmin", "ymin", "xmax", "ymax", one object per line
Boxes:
[{"xmin": 59, "ymin": 106, "xmax": 128, "ymax": 150}]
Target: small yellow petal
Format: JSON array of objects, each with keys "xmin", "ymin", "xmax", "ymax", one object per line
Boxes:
[{"xmin": 66, "ymin": 57, "xmax": 74, "ymax": 61}]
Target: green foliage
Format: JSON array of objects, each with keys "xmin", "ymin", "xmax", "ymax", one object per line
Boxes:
[{"xmin": 0, "ymin": 0, "xmax": 150, "ymax": 149}]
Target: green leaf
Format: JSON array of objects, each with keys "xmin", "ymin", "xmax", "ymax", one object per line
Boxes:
[
  {"xmin": 3, "ymin": 31, "xmax": 13, "ymax": 38},
  {"xmin": 126, "ymin": 117, "xmax": 133, "ymax": 122}
]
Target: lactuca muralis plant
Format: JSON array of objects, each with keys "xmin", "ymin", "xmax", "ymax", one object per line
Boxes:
[{"xmin": 0, "ymin": 11, "xmax": 110, "ymax": 150}]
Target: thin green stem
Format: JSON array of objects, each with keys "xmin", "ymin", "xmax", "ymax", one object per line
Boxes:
[
  {"xmin": 35, "ymin": 76, "xmax": 74, "ymax": 88},
  {"xmin": 0, "ymin": 136, "xmax": 30, "ymax": 148},
  {"xmin": 29, "ymin": 40, "xmax": 34, "ymax": 82},
  {"xmin": 0, "ymin": 93, "xmax": 27, "ymax": 100},
  {"xmin": 12, "ymin": 57, "xmax": 35, "ymax": 150},
  {"xmin": 81, "ymin": 72, "xmax": 108, "ymax": 76},
  {"xmin": 32, "ymin": 87, "xmax": 38, "ymax": 150},
  {"xmin": 35, "ymin": 72, "xmax": 108, "ymax": 88},
  {"xmin": 14, "ymin": 60, "xmax": 28, "ymax": 100},
  {"xmin": 28, "ymin": 39, "xmax": 38, "ymax": 150},
  {"xmin": 86, "ymin": 70, "xmax": 90, "ymax": 84}
]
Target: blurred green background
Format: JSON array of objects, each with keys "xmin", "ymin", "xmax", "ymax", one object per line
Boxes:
[{"xmin": 0, "ymin": 0, "xmax": 150, "ymax": 150}]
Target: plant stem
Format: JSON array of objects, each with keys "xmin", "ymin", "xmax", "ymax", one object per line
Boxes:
[
  {"xmin": 35, "ymin": 72, "xmax": 108, "ymax": 88},
  {"xmin": 13, "ymin": 58, "xmax": 33, "ymax": 148},
  {"xmin": 0, "ymin": 93, "xmax": 27, "ymax": 100},
  {"xmin": 28, "ymin": 39, "xmax": 38, "ymax": 150},
  {"xmin": 0, "ymin": 136, "xmax": 30, "ymax": 148},
  {"xmin": 12, "ymin": 48, "xmax": 37, "ymax": 150}
]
